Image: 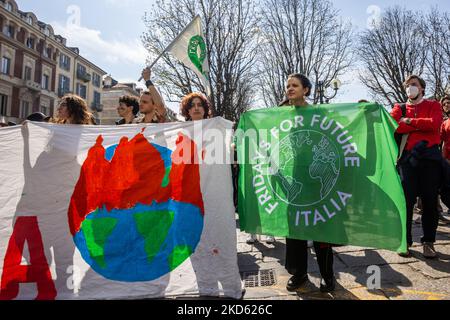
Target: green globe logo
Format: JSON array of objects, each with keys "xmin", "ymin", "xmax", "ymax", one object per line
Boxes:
[{"xmin": 268, "ymin": 130, "xmax": 340, "ymax": 207}]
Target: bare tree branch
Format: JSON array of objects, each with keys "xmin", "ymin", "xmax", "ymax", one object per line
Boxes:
[
  {"xmin": 142, "ymin": 0, "xmax": 259, "ymax": 122},
  {"xmin": 257, "ymin": 0, "xmax": 354, "ymax": 106}
]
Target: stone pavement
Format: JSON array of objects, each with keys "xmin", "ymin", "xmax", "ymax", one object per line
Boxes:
[{"xmin": 238, "ymin": 212, "xmax": 450, "ymax": 300}]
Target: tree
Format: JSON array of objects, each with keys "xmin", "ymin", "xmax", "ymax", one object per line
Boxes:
[
  {"xmin": 257, "ymin": 0, "xmax": 354, "ymax": 106},
  {"xmin": 142, "ymin": 0, "xmax": 260, "ymax": 122},
  {"xmin": 422, "ymin": 9, "xmax": 450, "ymax": 99},
  {"xmin": 358, "ymin": 7, "xmax": 427, "ymax": 106}
]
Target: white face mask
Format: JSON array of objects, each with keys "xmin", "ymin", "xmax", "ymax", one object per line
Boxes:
[{"xmin": 406, "ymin": 86, "xmax": 420, "ymax": 100}]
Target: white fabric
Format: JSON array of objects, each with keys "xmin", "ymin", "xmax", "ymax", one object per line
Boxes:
[
  {"xmin": 0, "ymin": 118, "xmax": 242, "ymax": 300},
  {"xmin": 167, "ymin": 16, "xmax": 212, "ymax": 96}
]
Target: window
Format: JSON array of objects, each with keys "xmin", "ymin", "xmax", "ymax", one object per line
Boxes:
[
  {"xmin": 3, "ymin": 25, "xmax": 14, "ymax": 38},
  {"xmin": 58, "ymin": 75, "xmax": 70, "ymax": 96},
  {"xmin": 76, "ymin": 83, "xmax": 87, "ymax": 99},
  {"xmin": 92, "ymin": 73, "xmax": 101, "ymax": 87},
  {"xmin": 93, "ymin": 91, "xmax": 101, "ymax": 105},
  {"xmin": 20, "ymin": 101, "xmax": 31, "ymax": 119},
  {"xmin": 59, "ymin": 54, "xmax": 71, "ymax": 71},
  {"xmin": 1, "ymin": 57, "xmax": 11, "ymax": 75},
  {"xmin": 44, "ymin": 27, "xmax": 50, "ymax": 36},
  {"xmin": 0, "ymin": 94, "xmax": 8, "ymax": 116},
  {"xmin": 27, "ymin": 16, "xmax": 33, "ymax": 25},
  {"xmin": 40, "ymin": 105, "xmax": 49, "ymax": 116},
  {"xmin": 5, "ymin": 2, "xmax": 13, "ymax": 12},
  {"xmin": 24, "ymin": 66, "xmax": 32, "ymax": 81},
  {"xmin": 42, "ymin": 74, "xmax": 49, "ymax": 90},
  {"xmin": 44, "ymin": 47, "xmax": 52, "ymax": 59},
  {"xmin": 26, "ymin": 37, "xmax": 35, "ymax": 49},
  {"xmin": 77, "ymin": 64, "xmax": 86, "ymax": 74}
]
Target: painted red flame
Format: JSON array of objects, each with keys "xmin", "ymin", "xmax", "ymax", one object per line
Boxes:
[{"xmin": 68, "ymin": 131, "xmax": 204, "ymax": 235}]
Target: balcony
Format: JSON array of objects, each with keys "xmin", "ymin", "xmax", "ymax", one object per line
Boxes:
[
  {"xmin": 77, "ymin": 70, "xmax": 91, "ymax": 82},
  {"xmin": 22, "ymin": 80, "xmax": 41, "ymax": 92},
  {"xmin": 91, "ymin": 102, "xmax": 103, "ymax": 112}
]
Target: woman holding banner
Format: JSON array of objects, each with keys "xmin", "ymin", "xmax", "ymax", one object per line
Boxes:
[{"xmin": 282, "ymin": 73, "xmax": 336, "ymax": 293}]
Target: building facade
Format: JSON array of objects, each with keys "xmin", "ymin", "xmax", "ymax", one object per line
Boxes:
[
  {"xmin": 101, "ymin": 75, "xmax": 141, "ymax": 125},
  {"xmin": 0, "ymin": 0, "xmax": 106, "ymax": 124},
  {"xmin": 101, "ymin": 75, "xmax": 179, "ymax": 124}
]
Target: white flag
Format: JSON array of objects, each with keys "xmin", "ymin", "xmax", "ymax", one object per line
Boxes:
[{"xmin": 167, "ymin": 15, "xmax": 212, "ymax": 96}]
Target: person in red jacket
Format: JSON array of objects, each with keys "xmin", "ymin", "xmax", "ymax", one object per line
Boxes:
[
  {"xmin": 441, "ymin": 96, "xmax": 450, "ymax": 163},
  {"xmin": 439, "ymin": 96, "xmax": 450, "ymax": 223},
  {"xmin": 391, "ymin": 75, "xmax": 443, "ymax": 259}
]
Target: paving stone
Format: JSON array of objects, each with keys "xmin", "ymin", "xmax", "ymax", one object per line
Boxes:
[
  {"xmin": 236, "ymin": 215, "xmax": 450, "ymax": 300},
  {"xmin": 434, "ymin": 244, "xmax": 450, "ymax": 258},
  {"xmin": 237, "ymin": 252, "xmax": 262, "ymax": 270},
  {"xmin": 379, "ymin": 264, "xmax": 450, "ymax": 300},
  {"xmin": 375, "ymin": 249, "xmax": 420, "ymax": 265},
  {"xmin": 333, "ymin": 246, "xmax": 367, "ymax": 254},
  {"xmin": 407, "ymin": 260, "xmax": 450, "ymax": 280},
  {"xmin": 237, "ymin": 242, "xmax": 253, "ymax": 253},
  {"xmin": 336, "ymin": 249, "xmax": 399, "ymax": 268},
  {"xmin": 244, "ymin": 287, "xmax": 290, "ymax": 300}
]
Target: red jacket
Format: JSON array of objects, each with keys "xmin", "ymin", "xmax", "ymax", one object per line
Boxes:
[
  {"xmin": 390, "ymin": 99, "xmax": 442, "ymax": 151},
  {"xmin": 441, "ymin": 119, "xmax": 450, "ymax": 160}
]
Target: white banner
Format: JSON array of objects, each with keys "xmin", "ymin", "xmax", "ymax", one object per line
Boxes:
[{"xmin": 0, "ymin": 118, "xmax": 242, "ymax": 300}]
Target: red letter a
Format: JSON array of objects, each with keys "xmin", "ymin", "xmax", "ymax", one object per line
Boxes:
[{"xmin": 0, "ymin": 216, "xmax": 57, "ymax": 300}]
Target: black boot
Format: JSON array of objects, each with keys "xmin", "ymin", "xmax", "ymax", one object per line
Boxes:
[
  {"xmin": 320, "ymin": 276, "xmax": 336, "ymax": 293},
  {"xmin": 286, "ymin": 274, "xmax": 308, "ymax": 292}
]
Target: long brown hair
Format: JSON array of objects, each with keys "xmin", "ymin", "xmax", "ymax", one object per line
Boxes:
[{"xmin": 55, "ymin": 94, "xmax": 95, "ymax": 124}]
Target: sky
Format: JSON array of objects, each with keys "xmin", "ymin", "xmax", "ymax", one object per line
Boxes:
[{"xmin": 16, "ymin": 0, "xmax": 450, "ymax": 109}]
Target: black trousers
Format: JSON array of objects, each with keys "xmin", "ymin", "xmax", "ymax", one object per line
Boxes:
[
  {"xmin": 285, "ymin": 239, "xmax": 334, "ymax": 280},
  {"xmin": 398, "ymin": 157, "xmax": 441, "ymax": 246}
]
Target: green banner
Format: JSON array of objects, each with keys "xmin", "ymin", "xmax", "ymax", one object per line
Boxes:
[{"xmin": 236, "ymin": 103, "xmax": 407, "ymax": 253}]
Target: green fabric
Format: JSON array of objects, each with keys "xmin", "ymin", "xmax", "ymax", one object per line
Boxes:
[{"xmin": 236, "ymin": 103, "xmax": 407, "ymax": 253}]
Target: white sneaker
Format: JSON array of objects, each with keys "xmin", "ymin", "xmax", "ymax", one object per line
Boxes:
[
  {"xmin": 265, "ymin": 236, "xmax": 275, "ymax": 244},
  {"xmin": 246, "ymin": 234, "xmax": 258, "ymax": 244}
]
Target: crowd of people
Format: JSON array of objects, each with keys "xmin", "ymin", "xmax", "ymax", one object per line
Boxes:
[{"xmin": 1, "ymin": 68, "xmax": 449, "ymax": 295}]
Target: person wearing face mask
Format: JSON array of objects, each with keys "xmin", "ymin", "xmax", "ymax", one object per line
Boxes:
[{"xmin": 391, "ymin": 75, "xmax": 443, "ymax": 259}]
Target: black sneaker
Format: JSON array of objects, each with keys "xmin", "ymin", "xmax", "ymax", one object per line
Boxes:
[
  {"xmin": 320, "ymin": 277, "xmax": 336, "ymax": 293},
  {"xmin": 286, "ymin": 274, "xmax": 308, "ymax": 292}
]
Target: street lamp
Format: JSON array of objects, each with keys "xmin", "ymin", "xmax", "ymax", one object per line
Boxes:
[{"xmin": 317, "ymin": 78, "xmax": 341, "ymax": 104}]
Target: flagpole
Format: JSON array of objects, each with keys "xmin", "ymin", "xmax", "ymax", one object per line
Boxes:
[{"xmin": 138, "ymin": 15, "xmax": 201, "ymax": 81}]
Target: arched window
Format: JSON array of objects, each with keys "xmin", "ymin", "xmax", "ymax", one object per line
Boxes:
[
  {"xmin": 26, "ymin": 36, "xmax": 35, "ymax": 49},
  {"xmin": 24, "ymin": 62, "xmax": 33, "ymax": 81},
  {"xmin": 1, "ymin": 53, "xmax": 12, "ymax": 75},
  {"xmin": 5, "ymin": 2, "xmax": 13, "ymax": 12},
  {"xmin": 41, "ymin": 73, "xmax": 50, "ymax": 90},
  {"xmin": 3, "ymin": 24, "xmax": 15, "ymax": 38}
]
